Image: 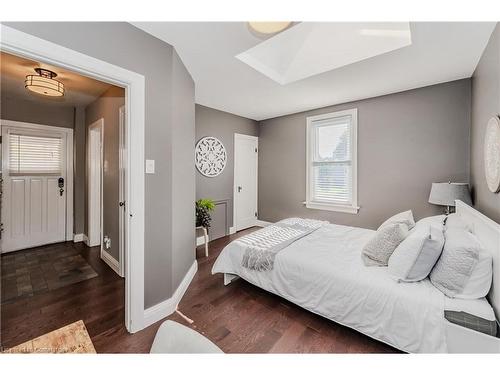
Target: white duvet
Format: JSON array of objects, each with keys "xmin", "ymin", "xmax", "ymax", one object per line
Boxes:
[{"xmin": 212, "ymin": 223, "xmax": 448, "ymax": 353}]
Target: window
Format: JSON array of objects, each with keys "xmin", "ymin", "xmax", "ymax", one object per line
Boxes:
[
  {"xmin": 9, "ymin": 133, "xmax": 63, "ymax": 175},
  {"xmin": 306, "ymin": 109, "xmax": 358, "ymax": 213}
]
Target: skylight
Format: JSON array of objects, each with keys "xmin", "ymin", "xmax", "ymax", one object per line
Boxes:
[{"xmin": 236, "ymin": 22, "xmax": 412, "ymax": 85}]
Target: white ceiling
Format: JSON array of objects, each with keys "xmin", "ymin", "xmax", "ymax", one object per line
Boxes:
[
  {"xmin": 132, "ymin": 22, "xmax": 496, "ymax": 121},
  {"xmin": 236, "ymin": 22, "xmax": 412, "ymax": 85},
  {"xmin": 1, "ymin": 52, "xmax": 113, "ymax": 108}
]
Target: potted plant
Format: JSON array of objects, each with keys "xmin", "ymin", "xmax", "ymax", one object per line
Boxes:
[{"xmin": 196, "ymin": 198, "xmax": 215, "ymax": 229}]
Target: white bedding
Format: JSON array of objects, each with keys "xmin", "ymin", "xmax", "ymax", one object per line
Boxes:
[{"xmin": 212, "ymin": 223, "xmax": 449, "ymax": 353}]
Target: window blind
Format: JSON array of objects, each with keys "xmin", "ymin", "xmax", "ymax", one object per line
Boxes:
[
  {"xmin": 311, "ymin": 115, "xmax": 352, "ymax": 204},
  {"xmin": 9, "ymin": 133, "xmax": 62, "ymax": 175}
]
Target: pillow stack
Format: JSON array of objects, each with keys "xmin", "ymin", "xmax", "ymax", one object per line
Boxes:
[
  {"xmin": 376, "ymin": 211, "xmax": 494, "ymax": 301},
  {"xmin": 361, "ymin": 210, "xmax": 415, "ymax": 266}
]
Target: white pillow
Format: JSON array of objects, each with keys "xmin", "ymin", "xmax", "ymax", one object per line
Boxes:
[
  {"xmin": 388, "ymin": 225, "xmax": 444, "ymax": 282},
  {"xmin": 378, "ymin": 210, "xmax": 415, "ymax": 231},
  {"xmin": 430, "ymin": 228, "xmax": 492, "ymax": 298},
  {"xmin": 415, "ymin": 215, "xmax": 445, "ymax": 231},
  {"xmin": 362, "ymin": 223, "xmax": 409, "ymax": 266},
  {"xmin": 445, "ymin": 213, "xmax": 473, "ymax": 233}
]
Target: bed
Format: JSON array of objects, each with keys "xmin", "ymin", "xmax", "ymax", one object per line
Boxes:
[{"xmin": 212, "ymin": 201, "xmax": 500, "ymax": 353}]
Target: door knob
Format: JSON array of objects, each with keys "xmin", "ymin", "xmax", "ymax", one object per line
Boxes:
[{"xmin": 238, "ymin": 186, "xmax": 242, "ymax": 192}]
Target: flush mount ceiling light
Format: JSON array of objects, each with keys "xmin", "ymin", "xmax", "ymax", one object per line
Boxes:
[
  {"xmin": 25, "ymin": 68, "xmax": 64, "ymax": 97},
  {"xmin": 248, "ymin": 22, "xmax": 291, "ymax": 35}
]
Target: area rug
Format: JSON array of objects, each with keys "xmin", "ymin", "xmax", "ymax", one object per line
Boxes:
[
  {"xmin": 3, "ymin": 320, "xmax": 96, "ymax": 353},
  {"xmin": 1, "ymin": 244, "xmax": 98, "ymax": 304}
]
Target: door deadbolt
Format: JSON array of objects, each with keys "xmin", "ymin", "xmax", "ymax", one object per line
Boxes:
[{"xmin": 58, "ymin": 177, "xmax": 65, "ymax": 196}]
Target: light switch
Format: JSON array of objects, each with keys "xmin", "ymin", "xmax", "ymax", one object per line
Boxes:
[{"xmin": 146, "ymin": 159, "xmax": 155, "ymax": 174}]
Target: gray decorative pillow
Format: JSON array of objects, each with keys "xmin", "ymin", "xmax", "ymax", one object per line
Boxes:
[
  {"xmin": 362, "ymin": 223, "xmax": 409, "ymax": 266},
  {"xmin": 430, "ymin": 228, "xmax": 480, "ymax": 297},
  {"xmin": 378, "ymin": 210, "xmax": 415, "ymax": 231}
]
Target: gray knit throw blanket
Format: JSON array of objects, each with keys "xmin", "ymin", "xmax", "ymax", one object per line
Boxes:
[{"xmin": 240, "ymin": 218, "xmax": 328, "ymax": 271}]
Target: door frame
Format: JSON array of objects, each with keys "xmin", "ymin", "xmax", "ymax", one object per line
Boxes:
[
  {"xmin": 1, "ymin": 24, "xmax": 146, "ymax": 333},
  {"xmin": 87, "ymin": 118, "xmax": 103, "ymax": 249},
  {"xmin": 0, "ymin": 119, "xmax": 74, "ymax": 250},
  {"xmin": 233, "ymin": 133, "xmax": 259, "ymax": 231}
]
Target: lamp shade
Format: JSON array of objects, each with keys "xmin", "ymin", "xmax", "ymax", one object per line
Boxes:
[{"xmin": 428, "ymin": 182, "xmax": 472, "ymax": 207}]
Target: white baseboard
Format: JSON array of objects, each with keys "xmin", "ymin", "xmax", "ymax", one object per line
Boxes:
[
  {"xmin": 143, "ymin": 260, "xmax": 198, "ymax": 327},
  {"xmin": 229, "ymin": 226, "xmax": 236, "ymax": 234},
  {"xmin": 82, "ymin": 234, "xmax": 90, "ymax": 246},
  {"xmin": 73, "ymin": 233, "xmax": 85, "ymax": 242},
  {"xmin": 100, "ymin": 249, "xmax": 122, "ymax": 277},
  {"xmin": 255, "ymin": 220, "xmax": 273, "ymax": 227}
]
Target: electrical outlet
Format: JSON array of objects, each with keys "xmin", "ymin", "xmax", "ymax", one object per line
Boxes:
[{"xmin": 103, "ymin": 236, "xmax": 111, "ymax": 249}]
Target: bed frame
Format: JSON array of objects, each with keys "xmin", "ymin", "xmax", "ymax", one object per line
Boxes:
[
  {"xmin": 447, "ymin": 200, "xmax": 500, "ymax": 353},
  {"xmin": 223, "ymin": 200, "xmax": 500, "ymax": 353}
]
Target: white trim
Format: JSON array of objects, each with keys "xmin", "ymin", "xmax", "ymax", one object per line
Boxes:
[
  {"xmin": 305, "ymin": 108, "xmax": 359, "ymax": 214},
  {"xmin": 1, "ymin": 25, "xmax": 146, "ymax": 333},
  {"xmin": 73, "ymin": 233, "xmax": 85, "ymax": 242},
  {"xmin": 0, "ymin": 119, "xmax": 74, "ymax": 250},
  {"xmin": 229, "ymin": 226, "xmax": 236, "ymax": 235},
  {"xmin": 82, "ymin": 234, "xmax": 89, "ymax": 246},
  {"xmin": 101, "ymin": 249, "xmax": 121, "ymax": 276},
  {"xmin": 143, "ymin": 260, "xmax": 198, "ymax": 327},
  {"xmin": 255, "ymin": 220, "xmax": 272, "ymax": 227},
  {"xmin": 305, "ymin": 201, "xmax": 360, "ymax": 214},
  {"xmin": 233, "ymin": 133, "xmax": 259, "ymax": 231}
]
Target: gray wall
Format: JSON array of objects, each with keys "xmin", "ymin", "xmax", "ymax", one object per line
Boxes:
[
  {"xmin": 74, "ymin": 106, "xmax": 86, "ymax": 235},
  {"xmin": 195, "ymin": 104, "xmax": 259, "ymax": 235},
  {"xmin": 171, "ymin": 50, "xmax": 196, "ymax": 289},
  {"xmin": 1, "ymin": 95, "xmax": 74, "ymax": 129},
  {"xmin": 85, "ymin": 86, "xmax": 125, "ymax": 261},
  {"xmin": 3, "ymin": 22, "xmax": 196, "ymax": 309},
  {"xmin": 259, "ymin": 79, "xmax": 472, "ymax": 229},
  {"xmin": 471, "ymin": 23, "xmax": 500, "ymax": 224}
]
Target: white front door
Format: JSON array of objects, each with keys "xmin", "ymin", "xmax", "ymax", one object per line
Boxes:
[
  {"xmin": 234, "ymin": 134, "xmax": 258, "ymax": 231},
  {"xmin": 1, "ymin": 123, "xmax": 69, "ymax": 253}
]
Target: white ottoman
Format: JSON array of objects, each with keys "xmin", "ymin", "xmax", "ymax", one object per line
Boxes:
[{"xmin": 150, "ymin": 320, "xmax": 223, "ymax": 353}]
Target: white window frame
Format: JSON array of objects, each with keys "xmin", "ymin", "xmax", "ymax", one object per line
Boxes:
[{"xmin": 305, "ymin": 108, "xmax": 359, "ymax": 214}]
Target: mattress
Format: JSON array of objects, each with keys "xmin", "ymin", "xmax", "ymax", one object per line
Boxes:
[{"xmin": 212, "ymin": 223, "xmax": 496, "ymax": 353}]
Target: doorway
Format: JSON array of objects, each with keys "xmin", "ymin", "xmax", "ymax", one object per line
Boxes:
[
  {"xmin": 1, "ymin": 120, "xmax": 73, "ymax": 253},
  {"xmin": 233, "ymin": 133, "xmax": 258, "ymax": 231}
]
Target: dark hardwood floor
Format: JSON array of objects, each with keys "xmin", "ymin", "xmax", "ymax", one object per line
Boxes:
[
  {"xmin": 0, "ymin": 242, "xmax": 125, "ymax": 351},
  {"xmin": 1, "ymin": 229, "xmax": 399, "ymax": 353}
]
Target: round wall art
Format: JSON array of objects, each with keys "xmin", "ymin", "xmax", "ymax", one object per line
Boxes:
[
  {"xmin": 195, "ymin": 136, "xmax": 227, "ymax": 177},
  {"xmin": 484, "ymin": 116, "xmax": 500, "ymax": 193}
]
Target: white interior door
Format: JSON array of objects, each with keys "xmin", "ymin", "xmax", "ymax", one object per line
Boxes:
[
  {"xmin": 118, "ymin": 106, "xmax": 126, "ymax": 277},
  {"xmin": 1, "ymin": 123, "xmax": 69, "ymax": 253},
  {"xmin": 88, "ymin": 119, "xmax": 103, "ymax": 248},
  {"xmin": 234, "ymin": 134, "xmax": 258, "ymax": 231}
]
